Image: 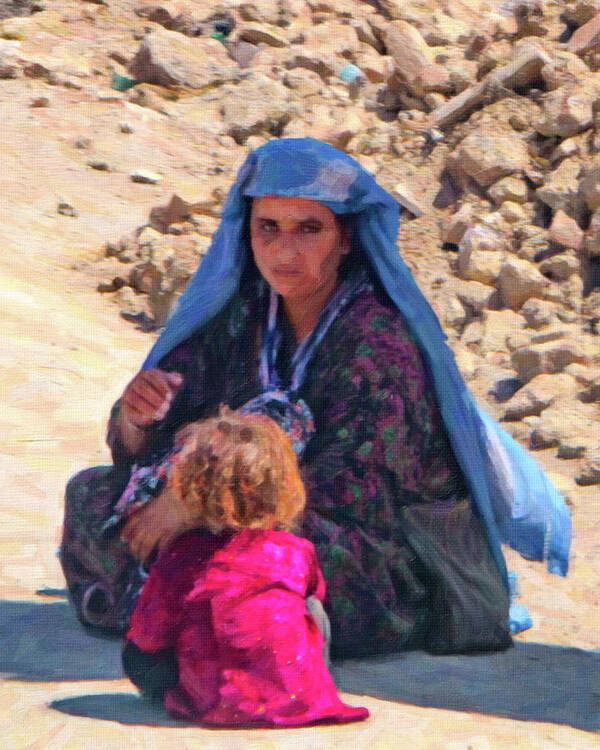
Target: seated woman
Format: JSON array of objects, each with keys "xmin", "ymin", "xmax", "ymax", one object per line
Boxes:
[{"xmin": 60, "ymin": 137, "xmax": 570, "ymax": 659}]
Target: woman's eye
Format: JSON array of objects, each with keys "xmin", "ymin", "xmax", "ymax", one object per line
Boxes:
[
  {"xmin": 300, "ymin": 223, "xmax": 320, "ymax": 234},
  {"xmin": 260, "ymin": 221, "xmax": 277, "ymax": 233}
]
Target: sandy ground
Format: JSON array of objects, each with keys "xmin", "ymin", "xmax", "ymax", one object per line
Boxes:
[{"xmin": 0, "ymin": 73, "xmax": 599, "ymax": 750}]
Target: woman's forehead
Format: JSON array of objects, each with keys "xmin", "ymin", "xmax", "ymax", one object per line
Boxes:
[{"xmin": 251, "ymin": 196, "xmax": 336, "ymax": 222}]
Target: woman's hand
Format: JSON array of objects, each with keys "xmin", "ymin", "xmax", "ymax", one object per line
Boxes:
[
  {"xmin": 122, "ymin": 369, "xmax": 184, "ymax": 429},
  {"xmin": 121, "ymin": 486, "xmax": 195, "ymax": 565},
  {"xmin": 118, "ymin": 369, "xmax": 183, "ymax": 456}
]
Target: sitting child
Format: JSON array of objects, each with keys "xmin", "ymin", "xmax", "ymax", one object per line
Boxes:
[{"xmin": 121, "ymin": 409, "xmax": 369, "ymax": 727}]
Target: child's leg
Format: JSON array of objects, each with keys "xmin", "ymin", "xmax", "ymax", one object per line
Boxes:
[
  {"xmin": 121, "ymin": 640, "xmax": 178, "ymax": 705},
  {"xmin": 306, "ymin": 596, "xmax": 331, "ymax": 668}
]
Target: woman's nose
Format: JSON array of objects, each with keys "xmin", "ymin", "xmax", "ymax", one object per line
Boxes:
[{"xmin": 271, "ymin": 231, "xmax": 302, "ymax": 259}]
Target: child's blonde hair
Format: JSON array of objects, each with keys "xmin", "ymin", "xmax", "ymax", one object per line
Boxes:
[{"xmin": 170, "ymin": 407, "xmax": 306, "ymax": 533}]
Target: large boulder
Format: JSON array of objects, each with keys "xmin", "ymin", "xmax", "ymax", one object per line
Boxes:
[
  {"xmin": 511, "ymin": 338, "xmax": 590, "ymax": 382},
  {"xmin": 128, "ymin": 28, "xmax": 238, "ymax": 89}
]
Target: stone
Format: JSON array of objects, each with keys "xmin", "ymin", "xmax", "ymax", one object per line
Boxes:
[
  {"xmin": 567, "ymin": 12, "xmax": 600, "ymax": 55},
  {"xmin": 535, "ymin": 157, "xmax": 584, "ymax": 216},
  {"xmin": 128, "ymin": 28, "xmax": 237, "ymax": 90},
  {"xmin": 535, "ymin": 84, "xmax": 594, "ymax": 138},
  {"xmin": 57, "ymin": 199, "xmax": 77, "ymax": 217},
  {"xmin": 457, "ymin": 224, "xmax": 509, "ymax": 284},
  {"xmin": 383, "ymin": 20, "xmax": 451, "ymax": 98},
  {"xmin": 488, "ymin": 176, "xmax": 529, "ymax": 205},
  {"xmin": 284, "ymin": 44, "xmax": 337, "ymax": 78},
  {"xmin": 238, "ymin": 0, "xmax": 284, "ymax": 26},
  {"xmin": 584, "ymin": 210, "xmax": 600, "ymax": 257},
  {"xmin": 220, "ymin": 76, "xmax": 297, "ymax": 144},
  {"xmin": 479, "ymin": 309, "xmax": 527, "ymax": 356},
  {"xmin": 539, "ymin": 251, "xmax": 581, "ymax": 281},
  {"xmin": 497, "ymin": 256, "xmax": 549, "ymax": 311},
  {"xmin": 520, "ymin": 298, "xmax": 559, "ymax": 328},
  {"xmin": 557, "ymin": 438, "xmax": 594, "ymax": 459},
  {"xmin": 516, "ymin": 226, "xmax": 548, "ymax": 262},
  {"xmin": 453, "ymin": 124, "xmax": 529, "ymax": 187},
  {"xmin": 445, "ymin": 278, "xmax": 499, "ymax": 313},
  {"xmin": 130, "ymin": 170, "xmax": 162, "ymax": 184},
  {"xmin": 511, "ymin": 339, "xmax": 589, "ymax": 382},
  {"xmin": 563, "ymin": 1, "xmax": 600, "ymax": 28},
  {"xmin": 440, "ymin": 204, "xmax": 473, "ymax": 245},
  {"xmin": 579, "ymin": 155, "xmax": 600, "ymax": 211},
  {"xmin": 390, "ymin": 182, "xmax": 424, "ymax": 217},
  {"xmin": 575, "ymin": 449, "xmax": 600, "ymax": 485},
  {"xmin": 353, "ymin": 50, "xmax": 394, "ymax": 84},
  {"xmin": 429, "ymin": 44, "xmax": 551, "ymax": 129},
  {"xmin": 442, "ymin": 295, "xmax": 467, "ymax": 330},
  {"xmin": 501, "ymin": 373, "xmax": 578, "ymax": 421},
  {"xmin": 540, "ymin": 50, "xmax": 591, "ymax": 91},
  {"xmin": 461, "ymin": 319, "xmax": 484, "ymax": 350},
  {"xmin": 547, "ymin": 210, "xmax": 585, "ymax": 251},
  {"xmin": 238, "ymin": 23, "xmax": 288, "ymax": 47},
  {"xmin": 499, "ymin": 201, "xmax": 528, "ymax": 223}
]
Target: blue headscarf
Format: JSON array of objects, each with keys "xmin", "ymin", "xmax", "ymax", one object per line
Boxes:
[{"xmin": 143, "ymin": 138, "xmax": 571, "ymax": 587}]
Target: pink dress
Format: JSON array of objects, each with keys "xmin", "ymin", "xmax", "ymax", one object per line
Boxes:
[{"xmin": 126, "ymin": 528, "xmax": 369, "ymax": 727}]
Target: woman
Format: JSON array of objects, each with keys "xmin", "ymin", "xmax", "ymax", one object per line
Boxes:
[{"xmin": 61, "ymin": 138, "xmax": 570, "ymax": 658}]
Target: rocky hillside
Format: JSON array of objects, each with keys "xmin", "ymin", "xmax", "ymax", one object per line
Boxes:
[{"xmin": 4, "ymin": 0, "xmax": 598, "ymax": 484}]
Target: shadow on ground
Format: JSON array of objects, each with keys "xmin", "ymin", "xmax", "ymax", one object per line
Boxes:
[
  {"xmin": 50, "ymin": 693, "xmax": 188, "ymax": 727},
  {"xmin": 2, "ymin": 600, "xmax": 599, "ymax": 730}
]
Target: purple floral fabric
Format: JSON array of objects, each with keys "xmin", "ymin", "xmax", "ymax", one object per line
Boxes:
[{"xmin": 68, "ymin": 273, "xmax": 510, "ymax": 655}]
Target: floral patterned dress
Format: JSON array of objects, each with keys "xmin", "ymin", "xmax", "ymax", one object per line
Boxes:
[{"xmin": 61, "ymin": 271, "xmax": 510, "ymax": 656}]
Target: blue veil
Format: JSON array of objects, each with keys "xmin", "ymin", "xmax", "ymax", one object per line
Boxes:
[{"xmin": 143, "ymin": 138, "xmax": 571, "ymax": 587}]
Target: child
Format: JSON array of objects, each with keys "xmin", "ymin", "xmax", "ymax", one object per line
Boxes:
[{"xmin": 121, "ymin": 409, "xmax": 369, "ymax": 727}]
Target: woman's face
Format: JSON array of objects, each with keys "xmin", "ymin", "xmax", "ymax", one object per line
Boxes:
[{"xmin": 250, "ymin": 196, "xmax": 350, "ymax": 303}]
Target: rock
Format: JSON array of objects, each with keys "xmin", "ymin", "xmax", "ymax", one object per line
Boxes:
[
  {"xmin": 57, "ymin": 199, "xmax": 77, "ymax": 217},
  {"xmin": 511, "ymin": 338, "xmax": 589, "ymax": 382},
  {"xmin": 128, "ymin": 28, "xmax": 237, "ymax": 90},
  {"xmin": 557, "ymin": 438, "xmax": 594, "ymax": 459},
  {"xmin": 575, "ymin": 451, "xmax": 600, "ymax": 485},
  {"xmin": 489, "ymin": 376, "xmax": 522, "ymax": 403},
  {"xmin": 429, "ymin": 44, "xmax": 551, "ymax": 129},
  {"xmin": 30, "ymin": 96, "xmax": 49, "ymax": 108},
  {"xmin": 539, "ymin": 251, "xmax": 581, "ymax": 281},
  {"xmin": 551, "ymin": 133, "xmax": 587, "ymax": 163},
  {"xmin": 238, "ymin": 23, "xmax": 288, "ymax": 47},
  {"xmin": 541, "ymin": 49, "xmax": 592, "ymax": 91},
  {"xmin": 564, "ymin": 1, "xmax": 600, "ymax": 28},
  {"xmin": 488, "ymin": 176, "xmax": 529, "ymax": 205},
  {"xmin": 440, "ymin": 203, "xmax": 473, "ymax": 245},
  {"xmin": 457, "ymin": 225, "xmax": 507, "ymax": 285},
  {"xmin": 284, "ymin": 45, "xmax": 337, "ymax": 79},
  {"xmin": 520, "ymin": 298, "xmax": 559, "ymax": 328},
  {"xmin": 113, "ymin": 285, "xmax": 142, "ymax": 314},
  {"xmin": 452, "ymin": 123, "xmax": 529, "ymax": 187},
  {"xmin": 479, "ymin": 309, "xmax": 527, "ymax": 356},
  {"xmin": 579, "ymin": 155, "xmax": 600, "ymax": 211},
  {"xmin": 119, "ymin": 122, "xmax": 134, "ymax": 134},
  {"xmin": 460, "ymin": 319, "xmax": 484, "ymax": 350},
  {"xmin": 499, "ymin": 201, "xmax": 529, "ymax": 223},
  {"xmin": 515, "ymin": 225, "xmax": 548, "ymax": 262},
  {"xmin": 584, "ymin": 210, "xmax": 600, "ymax": 257},
  {"xmin": 566, "ymin": 11, "xmax": 600, "ymax": 55},
  {"xmin": 535, "ymin": 84, "xmax": 594, "ymax": 138},
  {"xmin": 383, "ymin": 20, "xmax": 451, "ymax": 98},
  {"xmin": 442, "ymin": 295, "xmax": 467, "ymax": 330},
  {"xmin": 445, "ymin": 277, "xmax": 499, "ymax": 313},
  {"xmin": 390, "ymin": 182, "xmax": 424, "ymax": 217},
  {"xmin": 353, "ymin": 49, "xmax": 395, "ymax": 84},
  {"xmin": 238, "ymin": 0, "xmax": 285, "ymax": 26},
  {"xmin": 0, "ymin": 54, "xmax": 19, "ymax": 78},
  {"xmin": 87, "ymin": 160, "xmax": 110, "ymax": 171},
  {"xmin": 501, "ymin": 372, "xmax": 578, "ymax": 420},
  {"xmin": 535, "ymin": 157, "xmax": 584, "ymax": 216},
  {"xmin": 497, "ymin": 256, "xmax": 549, "ymax": 311},
  {"xmin": 130, "ymin": 170, "xmax": 162, "ymax": 184},
  {"xmin": 220, "ymin": 76, "xmax": 297, "ymax": 144},
  {"xmin": 547, "ymin": 210, "xmax": 585, "ymax": 251}
]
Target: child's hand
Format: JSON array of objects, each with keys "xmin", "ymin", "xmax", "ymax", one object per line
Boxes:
[{"xmin": 121, "ymin": 487, "xmax": 194, "ymax": 564}]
